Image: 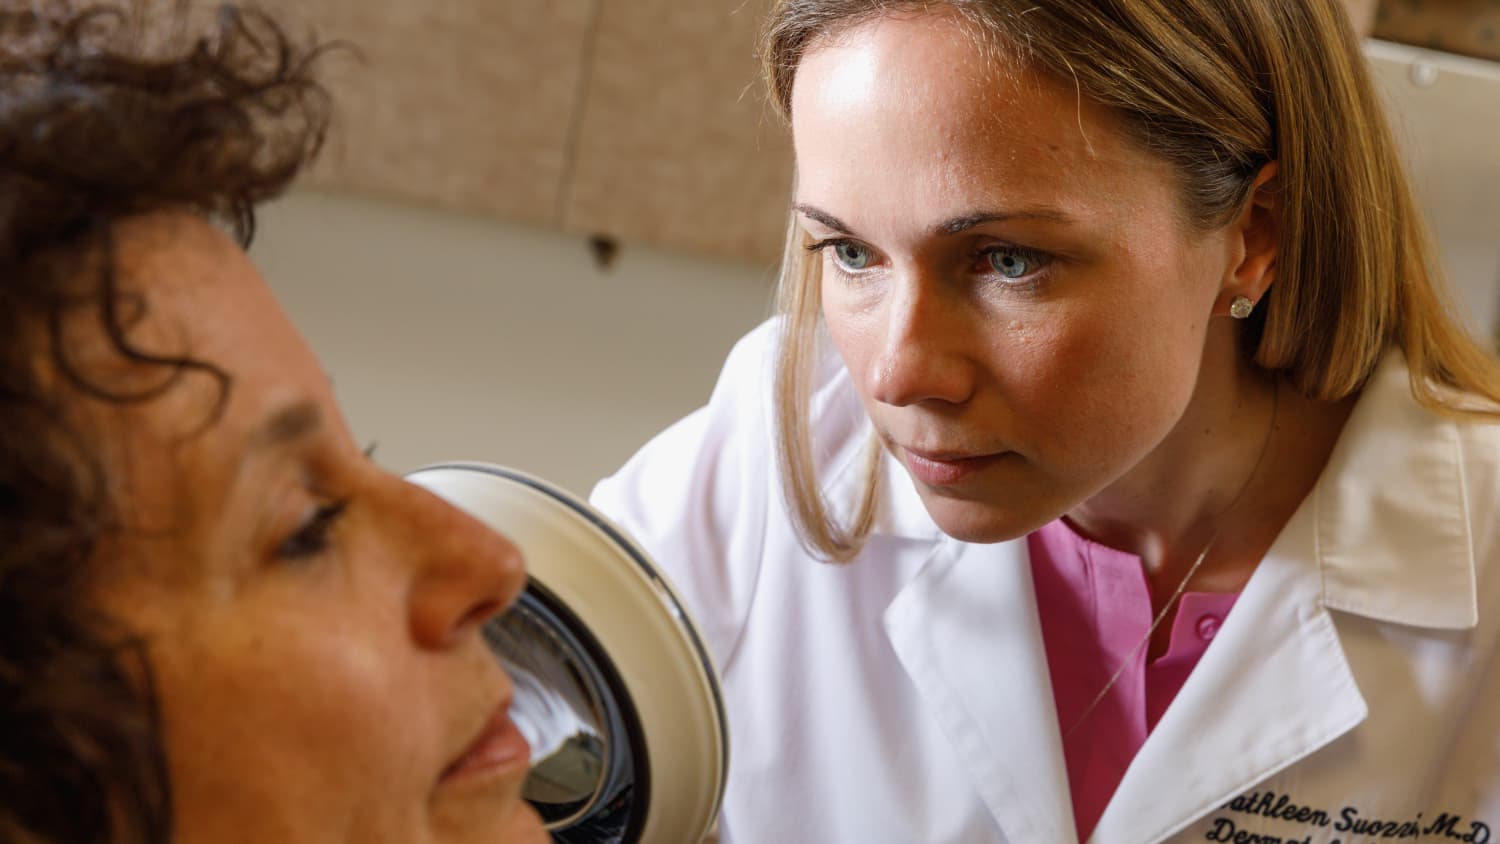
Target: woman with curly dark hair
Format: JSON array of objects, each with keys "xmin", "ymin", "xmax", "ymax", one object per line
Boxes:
[{"xmin": 0, "ymin": 3, "xmax": 547, "ymax": 841}]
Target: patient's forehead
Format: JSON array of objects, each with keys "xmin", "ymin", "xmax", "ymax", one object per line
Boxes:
[
  {"xmin": 58, "ymin": 212, "xmax": 333, "ymax": 548},
  {"xmin": 68, "ymin": 211, "xmax": 318, "ymax": 426}
]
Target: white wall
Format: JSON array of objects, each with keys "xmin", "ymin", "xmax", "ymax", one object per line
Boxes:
[
  {"xmin": 251, "ymin": 189, "xmax": 777, "ymax": 496},
  {"xmin": 1367, "ymin": 40, "xmax": 1500, "ymax": 343}
]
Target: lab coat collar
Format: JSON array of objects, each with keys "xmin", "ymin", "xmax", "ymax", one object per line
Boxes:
[
  {"xmin": 1313, "ymin": 351, "xmax": 1479, "ymax": 629},
  {"xmin": 1089, "ymin": 353, "xmax": 1481, "ymax": 841},
  {"xmin": 883, "ymin": 536, "xmax": 1079, "ymax": 842},
  {"xmin": 1090, "ymin": 498, "xmax": 1370, "ymax": 842},
  {"xmin": 881, "ymin": 478, "xmax": 1373, "ymax": 844}
]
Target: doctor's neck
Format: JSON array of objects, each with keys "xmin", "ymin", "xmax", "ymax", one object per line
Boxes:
[{"xmin": 1065, "ymin": 340, "xmax": 1355, "ymax": 598}]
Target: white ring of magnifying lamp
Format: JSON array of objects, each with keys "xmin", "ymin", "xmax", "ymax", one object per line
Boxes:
[{"xmin": 406, "ymin": 463, "xmax": 728, "ymax": 843}]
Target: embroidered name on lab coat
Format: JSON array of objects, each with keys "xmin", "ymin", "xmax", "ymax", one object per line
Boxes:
[{"xmin": 1203, "ymin": 790, "xmax": 1492, "ymax": 843}]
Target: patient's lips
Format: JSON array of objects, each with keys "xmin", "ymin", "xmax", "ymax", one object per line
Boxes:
[{"xmin": 442, "ymin": 699, "xmax": 531, "ymax": 785}]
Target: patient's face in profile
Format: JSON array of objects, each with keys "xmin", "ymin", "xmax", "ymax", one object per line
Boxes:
[{"xmin": 79, "ymin": 212, "xmax": 547, "ymax": 842}]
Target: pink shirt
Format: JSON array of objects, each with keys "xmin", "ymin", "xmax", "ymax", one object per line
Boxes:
[{"xmin": 1028, "ymin": 519, "xmax": 1239, "ymax": 842}]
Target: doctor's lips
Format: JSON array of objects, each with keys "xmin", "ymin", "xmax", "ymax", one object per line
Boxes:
[
  {"xmin": 440, "ymin": 696, "xmax": 531, "ymax": 786},
  {"xmin": 900, "ymin": 446, "xmax": 1009, "ymax": 486}
]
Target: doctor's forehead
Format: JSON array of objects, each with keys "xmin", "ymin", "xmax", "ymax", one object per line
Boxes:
[{"xmin": 789, "ymin": 13, "xmax": 1158, "ymax": 236}]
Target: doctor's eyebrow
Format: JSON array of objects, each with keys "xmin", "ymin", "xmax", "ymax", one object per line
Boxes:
[
  {"xmin": 795, "ymin": 204, "xmax": 856, "ymax": 235},
  {"xmin": 936, "ymin": 207, "xmax": 1075, "ymax": 234},
  {"xmin": 794, "ymin": 203, "xmax": 1077, "ymax": 238}
]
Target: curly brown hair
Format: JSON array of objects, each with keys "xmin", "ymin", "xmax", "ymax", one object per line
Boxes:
[{"xmin": 0, "ymin": 3, "xmax": 330, "ymax": 841}]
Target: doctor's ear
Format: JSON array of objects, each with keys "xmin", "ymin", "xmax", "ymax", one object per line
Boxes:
[{"xmin": 1214, "ymin": 161, "xmax": 1280, "ymax": 319}]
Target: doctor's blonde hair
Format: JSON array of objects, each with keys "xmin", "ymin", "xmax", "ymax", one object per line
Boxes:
[{"xmin": 765, "ymin": 0, "xmax": 1500, "ymax": 562}]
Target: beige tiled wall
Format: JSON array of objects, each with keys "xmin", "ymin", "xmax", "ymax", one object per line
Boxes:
[
  {"xmin": 271, "ymin": 0, "xmax": 791, "ymax": 264},
  {"xmin": 263, "ymin": 0, "xmax": 596, "ymax": 229},
  {"xmin": 560, "ymin": 0, "xmax": 792, "ymax": 265},
  {"xmin": 1374, "ymin": 0, "xmax": 1500, "ymax": 63},
  {"xmin": 1344, "ymin": 0, "xmax": 1379, "ymax": 36}
]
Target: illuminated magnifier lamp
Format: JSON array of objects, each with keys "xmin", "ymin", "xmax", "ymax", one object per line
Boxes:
[{"xmin": 407, "ymin": 463, "xmax": 728, "ymax": 843}]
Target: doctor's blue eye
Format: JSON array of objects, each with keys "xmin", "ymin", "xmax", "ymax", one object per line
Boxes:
[
  {"xmin": 988, "ymin": 249, "xmax": 1031, "ymax": 279},
  {"xmin": 831, "ymin": 241, "xmax": 874, "ymax": 271}
]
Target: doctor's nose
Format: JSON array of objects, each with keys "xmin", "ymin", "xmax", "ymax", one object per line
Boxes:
[{"xmin": 867, "ymin": 280, "xmax": 975, "ymax": 407}]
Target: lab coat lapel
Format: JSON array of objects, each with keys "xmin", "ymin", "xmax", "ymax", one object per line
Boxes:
[
  {"xmin": 884, "ymin": 536, "xmax": 1078, "ymax": 843},
  {"xmin": 1089, "ymin": 502, "xmax": 1369, "ymax": 844}
]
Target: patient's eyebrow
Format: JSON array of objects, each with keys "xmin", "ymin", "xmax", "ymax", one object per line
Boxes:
[{"xmin": 252, "ymin": 400, "xmax": 322, "ymax": 450}]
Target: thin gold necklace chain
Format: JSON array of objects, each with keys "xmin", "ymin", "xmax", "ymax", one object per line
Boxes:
[{"xmin": 1062, "ymin": 380, "xmax": 1280, "ymax": 741}]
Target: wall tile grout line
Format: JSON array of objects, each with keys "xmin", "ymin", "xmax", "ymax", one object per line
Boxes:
[{"xmin": 554, "ymin": 0, "xmax": 606, "ymax": 229}]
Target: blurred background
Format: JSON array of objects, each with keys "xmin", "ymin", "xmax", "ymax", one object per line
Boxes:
[{"xmin": 246, "ymin": 0, "xmax": 1500, "ymax": 494}]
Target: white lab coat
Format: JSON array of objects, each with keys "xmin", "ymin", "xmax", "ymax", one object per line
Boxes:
[{"xmin": 590, "ymin": 319, "xmax": 1500, "ymax": 844}]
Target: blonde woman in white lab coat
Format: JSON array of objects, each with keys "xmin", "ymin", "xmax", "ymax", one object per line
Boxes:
[{"xmin": 592, "ymin": 1, "xmax": 1500, "ymax": 842}]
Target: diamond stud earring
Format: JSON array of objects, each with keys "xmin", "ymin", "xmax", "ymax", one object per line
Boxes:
[{"xmin": 1230, "ymin": 295, "xmax": 1256, "ymax": 319}]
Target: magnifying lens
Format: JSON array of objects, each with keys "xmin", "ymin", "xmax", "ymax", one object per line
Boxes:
[{"xmin": 407, "ymin": 463, "xmax": 728, "ymax": 843}]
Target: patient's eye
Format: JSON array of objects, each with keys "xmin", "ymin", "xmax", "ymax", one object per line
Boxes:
[{"xmin": 278, "ymin": 499, "xmax": 349, "ymax": 560}]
